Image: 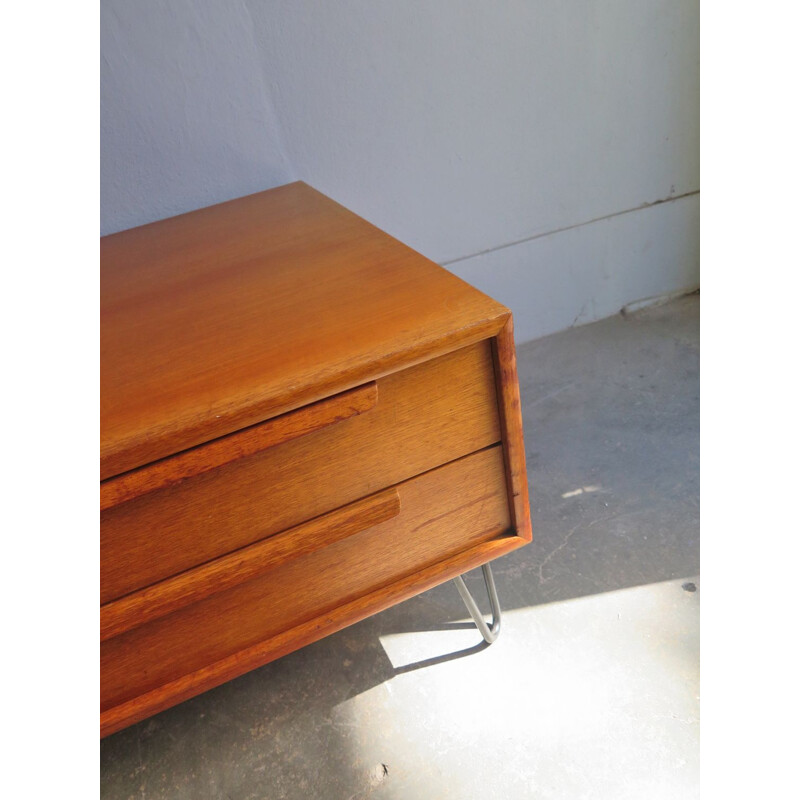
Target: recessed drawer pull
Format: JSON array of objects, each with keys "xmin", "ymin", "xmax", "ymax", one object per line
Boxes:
[
  {"xmin": 100, "ymin": 381, "xmax": 378, "ymax": 511},
  {"xmin": 100, "ymin": 486, "xmax": 400, "ymax": 642}
]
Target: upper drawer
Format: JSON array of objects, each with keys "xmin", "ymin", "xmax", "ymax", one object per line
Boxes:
[{"xmin": 101, "ymin": 340, "xmax": 501, "ymax": 602}]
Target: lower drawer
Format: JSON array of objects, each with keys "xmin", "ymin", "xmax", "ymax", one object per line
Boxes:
[{"xmin": 101, "ymin": 445, "xmax": 512, "ymax": 728}]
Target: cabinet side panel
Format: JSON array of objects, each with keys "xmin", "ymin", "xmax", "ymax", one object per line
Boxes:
[{"xmin": 492, "ymin": 316, "xmax": 533, "ymax": 542}]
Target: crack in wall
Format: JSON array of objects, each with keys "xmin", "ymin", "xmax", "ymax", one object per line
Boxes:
[{"xmin": 440, "ymin": 190, "xmax": 700, "ymax": 268}]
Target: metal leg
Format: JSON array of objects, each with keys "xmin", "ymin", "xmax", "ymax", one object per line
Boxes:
[{"xmin": 452, "ymin": 563, "xmax": 502, "ymax": 644}]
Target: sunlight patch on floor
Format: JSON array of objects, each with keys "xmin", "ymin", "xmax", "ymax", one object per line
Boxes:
[{"xmin": 332, "ymin": 577, "xmax": 700, "ymax": 799}]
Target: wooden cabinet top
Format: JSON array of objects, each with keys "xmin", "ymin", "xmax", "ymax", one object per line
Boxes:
[{"xmin": 101, "ymin": 182, "xmax": 509, "ymax": 480}]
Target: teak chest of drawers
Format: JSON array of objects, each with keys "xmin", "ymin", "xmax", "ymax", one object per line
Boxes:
[{"xmin": 100, "ymin": 182, "xmax": 531, "ymax": 737}]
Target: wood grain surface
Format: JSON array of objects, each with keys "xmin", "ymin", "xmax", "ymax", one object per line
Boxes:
[
  {"xmin": 101, "ymin": 534, "xmax": 526, "ymax": 738},
  {"xmin": 493, "ymin": 316, "xmax": 533, "ymax": 542},
  {"xmin": 101, "ymin": 182, "xmax": 509, "ymax": 480},
  {"xmin": 100, "ymin": 382, "xmax": 378, "ymax": 511},
  {"xmin": 101, "ymin": 445, "xmax": 513, "ymax": 732},
  {"xmin": 99, "ymin": 183, "xmax": 534, "ymax": 739},
  {"xmin": 101, "ymin": 340, "xmax": 501, "ymax": 603},
  {"xmin": 100, "ymin": 487, "xmax": 400, "ymax": 642}
]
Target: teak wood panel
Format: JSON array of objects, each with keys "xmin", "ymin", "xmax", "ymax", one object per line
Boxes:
[
  {"xmin": 101, "ymin": 487, "xmax": 401, "ymax": 642},
  {"xmin": 101, "ymin": 445, "xmax": 511, "ymax": 718},
  {"xmin": 101, "ymin": 534, "xmax": 527, "ymax": 738},
  {"xmin": 100, "ymin": 382, "xmax": 378, "ymax": 511},
  {"xmin": 101, "ymin": 341, "xmax": 501, "ymax": 603},
  {"xmin": 492, "ymin": 317, "xmax": 533, "ymax": 543},
  {"xmin": 101, "ymin": 182, "xmax": 509, "ymax": 479}
]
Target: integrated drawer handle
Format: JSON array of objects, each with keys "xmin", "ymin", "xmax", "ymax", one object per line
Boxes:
[
  {"xmin": 100, "ymin": 381, "xmax": 378, "ymax": 511},
  {"xmin": 100, "ymin": 486, "xmax": 400, "ymax": 642}
]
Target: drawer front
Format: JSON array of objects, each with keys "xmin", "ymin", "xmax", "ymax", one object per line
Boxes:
[
  {"xmin": 101, "ymin": 340, "xmax": 501, "ymax": 602},
  {"xmin": 101, "ymin": 445, "xmax": 510, "ymax": 714}
]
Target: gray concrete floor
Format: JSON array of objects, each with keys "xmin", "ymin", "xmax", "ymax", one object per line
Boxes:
[{"xmin": 101, "ymin": 293, "xmax": 700, "ymax": 800}]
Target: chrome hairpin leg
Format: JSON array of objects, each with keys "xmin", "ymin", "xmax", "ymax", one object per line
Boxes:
[{"xmin": 452, "ymin": 563, "xmax": 502, "ymax": 644}]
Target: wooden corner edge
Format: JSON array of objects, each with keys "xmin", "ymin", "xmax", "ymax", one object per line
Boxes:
[{"xmin": 491, "ymin": 314, "xmax": 533, "ymax": 544}]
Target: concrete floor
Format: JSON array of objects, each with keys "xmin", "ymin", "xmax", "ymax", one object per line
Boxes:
[{"xmin": 101, "ymin": 293, "xmax": 700, "ymax": 800}]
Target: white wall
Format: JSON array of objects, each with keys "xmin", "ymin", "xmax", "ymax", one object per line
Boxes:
[
  {"xmin": 101, "ymin": 0, "xmax": 293, "ymax": 234},
  {"xmin": 101, "ymin": 0, "xmax": 699, "ymax": 343}
]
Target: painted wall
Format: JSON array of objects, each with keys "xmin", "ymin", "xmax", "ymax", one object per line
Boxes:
[
  {"xmin": 101, "ymin": 0, "xmax": 699, "ymax": 343},
  {"xmin": 101, "ymin": 0, "xmax": 293, "ymax": 234}
]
